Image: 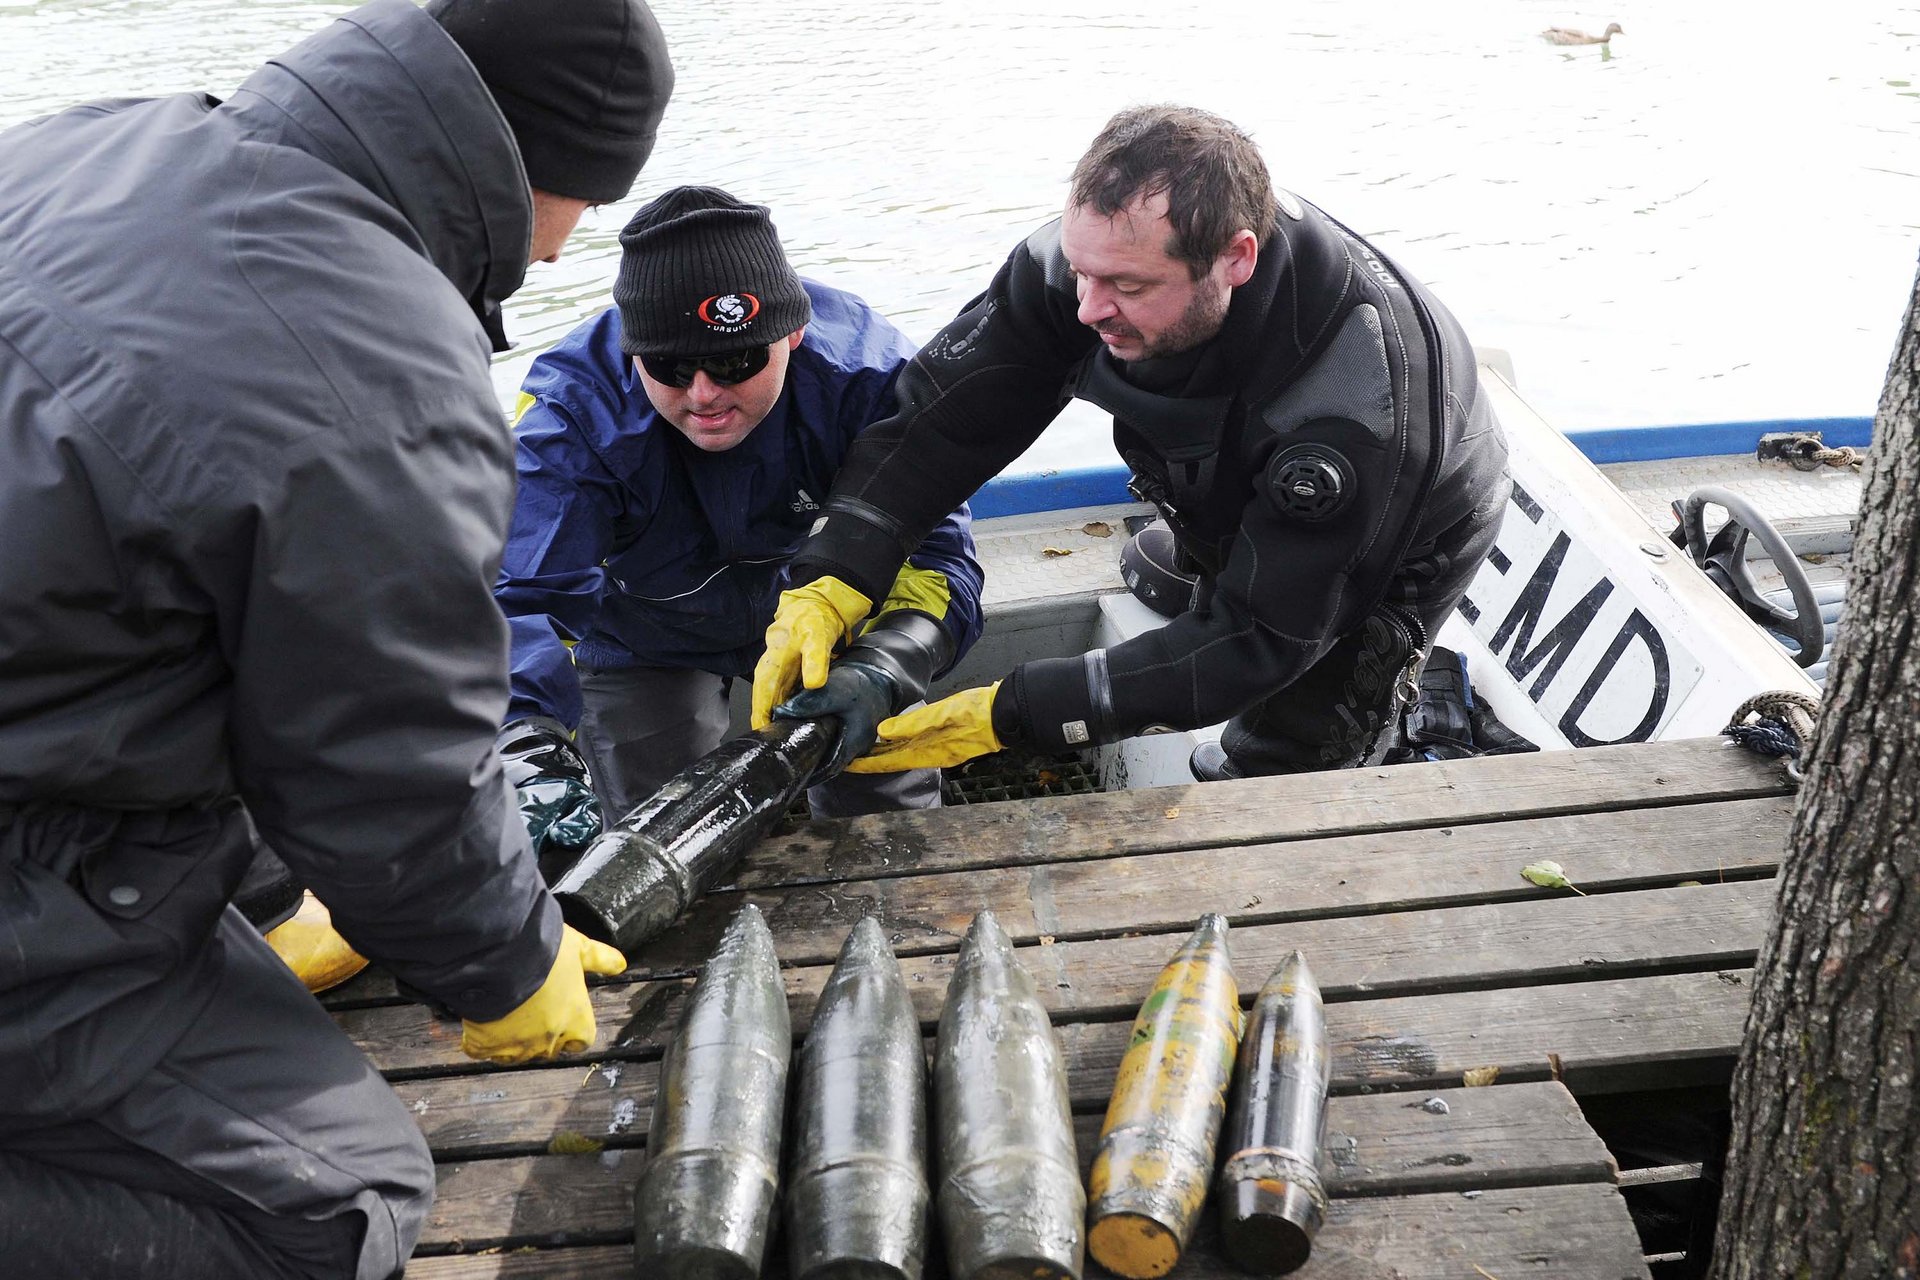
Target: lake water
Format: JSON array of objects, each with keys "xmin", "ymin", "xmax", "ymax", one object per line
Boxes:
[{"xmin": 5, "ymin": 0, "xmax": 1916, "ymax": 475}]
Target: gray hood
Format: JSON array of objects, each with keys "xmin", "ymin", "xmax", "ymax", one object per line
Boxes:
[
  {"xmin": 0, "ymin": 0, "xmax": 563, "ymax": 1055},
  {"xmin": 226, "ymin": 0, "xmax": 531, "ymax": 348}
]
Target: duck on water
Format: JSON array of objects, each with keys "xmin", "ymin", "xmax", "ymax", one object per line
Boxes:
[{"xmin": 1541, "ymin": 22, "xmax": 1624, "ymax": 45}]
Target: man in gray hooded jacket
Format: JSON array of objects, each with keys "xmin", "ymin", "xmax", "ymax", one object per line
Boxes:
[{"xmin": 0, "ymin": 0, "xmax": 670, "ymax": 1275}]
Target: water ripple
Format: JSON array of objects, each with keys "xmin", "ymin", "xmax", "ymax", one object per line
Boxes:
[{"xmin": 3, "ymin": 0, "xmax": 1915, "ymax": 457}]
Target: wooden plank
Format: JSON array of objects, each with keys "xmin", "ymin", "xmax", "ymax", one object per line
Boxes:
[
  {"xmin": 398, "ymin": 1059, "xmax": 661, "ymax": 1160},
  {"xmin": 624, "ymin": 795, "xmax": 1789, "ymax": 972},
  {"xmin": 349, "ymin": 880, "xmax": 1771, "ymax": 1074},
  {"xmin": 408, "ymin": 1070, "xmax": 1612, "ymax": 1197},
  {"xmin": 389, "ymin": 968, "xmax": 1753, "ymax": 1169},
  {"xmin": 409, "ymin": 1180, "xmax": 1648, "ymax": 1278},
  {"xmin": 1301, "ymin": 1182, "xmax": 1651, "ymax": 1279},
  {"xmin": 1045, "ymin": 967, "xmax": 1753, "ymax": 1104},
  {"xmin": 325, "ymin": 793, "xmax": 1784, "ymax": 1007},
  {"xmin": 418, "ymin": 1084, "xmax": 1610, "ymax": 1246},
  {"xmin": 729, "ymin": 738, "xmax": 1786, "ymax": 889},
  {"xmin": 1218, "ymin": 968, "xmax": 1752, "ymax": 1098},
  {"xmin": 1324, "ymin": 1082, "xmax": 1619, "ymax": 1197},
  {"xmin": 1617, "ymin": 1163, "xmax": 1705, "ymax": 1187},
  {"xmin": 409, "ymin": 1246, "xmax": 626, "ymax": 1280},
  {"xmin": 320, "ymin": 742, "xmax": 1787, "ymax": 1005}
]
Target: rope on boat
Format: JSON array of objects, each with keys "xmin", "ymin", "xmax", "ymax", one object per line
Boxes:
[
  {"xmin": 1765, "ymin": 432, "xmax": 1865, "ymax": 472},
  {"xmin": 1723, "ymin": 690, "xmax": 1821, "ymax": 783},
  {"xmin": 1804, "ymin": 443, "xmax": 1864, "ymax": 471}
]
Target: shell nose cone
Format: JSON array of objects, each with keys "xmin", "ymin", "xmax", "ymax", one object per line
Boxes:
[
  {"xmin": 815, "ymin": 915, "xmax": 916, "ymax": 1036},
  {"xmin": 1190, "ymin": 912, "xmax": 1230, "ymax": 947},
  {"xmin": 698, "ymin": 903, "xmax": 787, "ymax": 1035},
  {"xmin": 841, "ymin": 913, "xmax": 891, "ymax": 962},
  {"xmin": 1265, "ymin": 949, "xmax": 1316, "ymax": 997},
  {"xmin": 952, "ymin": 910, "xmax": 1024, "ymax": 992},
  {"xmin": 967, "ymin": 909, "xmax": 1007, "ymax": 946},
  {"xmin": 720, "ymin": 902, "xmax": 776, "ymax": 959}
]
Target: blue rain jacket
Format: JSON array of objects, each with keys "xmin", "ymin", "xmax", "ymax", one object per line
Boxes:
[{"xmin": 499, "ymin": 283, "xmax": 985, "ymax": 728}]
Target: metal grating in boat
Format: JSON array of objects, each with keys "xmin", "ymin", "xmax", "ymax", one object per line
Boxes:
[
  {"xmin": 940, "ymin": 750, "xmax": 1102, "ymax": 805},
  {"xmin": 772, "ymin": 750, "xmax": 1101, "ymax": 832}
]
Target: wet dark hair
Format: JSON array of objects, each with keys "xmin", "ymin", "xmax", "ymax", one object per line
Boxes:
[{"xmin": 1069, "ymin": 105, "xmax": 1278, "ymax": 278}]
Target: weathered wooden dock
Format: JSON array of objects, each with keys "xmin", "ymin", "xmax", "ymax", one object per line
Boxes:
[{"xmin": 327, "ymin": 736, "xmax": 1794, "ymax": 1279}]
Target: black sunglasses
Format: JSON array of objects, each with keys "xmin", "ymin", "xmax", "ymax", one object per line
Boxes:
[{"xmin": 638, "ymin": 344, "xmax": 773, "ymax": 389}]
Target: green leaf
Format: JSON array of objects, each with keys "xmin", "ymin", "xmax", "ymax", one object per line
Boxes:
[
  {"xmin": 547, "ymin": 1131, "xmax": 605, "ymax": 1156},
  {"xmin": 1521, "ymin": 859, "xmax": 1587, "ymax": 896}
]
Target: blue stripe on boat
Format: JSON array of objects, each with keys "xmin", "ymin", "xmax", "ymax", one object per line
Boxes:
[
  {"xmin": 971, "ymin": 416, "xmax": 1876, "ymax": 519},
  {"xmin": 1562, "ymin": 416, "xmax": 1874, "ymax": 464}
]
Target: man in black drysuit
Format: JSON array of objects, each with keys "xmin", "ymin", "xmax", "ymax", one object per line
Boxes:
[
  {"xmin": 0, "ymin": 0, "xmax": 671, "ymax": 1275},
  {"xmin": 752, "ymin": 105, "xmax": 1511, "ymax": 779}
]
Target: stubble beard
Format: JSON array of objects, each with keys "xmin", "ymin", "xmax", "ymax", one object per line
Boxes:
[{"xmin": 1132, "ymin": 277, "xmax": 1232, "ymax": 361}]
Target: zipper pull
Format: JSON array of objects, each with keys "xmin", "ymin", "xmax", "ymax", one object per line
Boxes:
[{"xmin": 1395, "ymin": 650, "xmax": 1425, "ymax": 708}]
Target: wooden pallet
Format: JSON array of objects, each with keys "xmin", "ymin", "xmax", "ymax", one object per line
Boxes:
[{"xmin": 332, "ymin": 737, "xmax": 1792, "ymax": 1279}]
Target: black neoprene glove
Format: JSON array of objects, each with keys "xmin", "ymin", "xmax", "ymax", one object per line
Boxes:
[
  {"xmin": 770, "ymin": 608, "xmax": 954, "ymax": 782},
  {"xmin": 773, "ymin": 661, "xmax": 896, "ymax": 778},
  {"xmin": 496, "ymin": 718, "xmax": 604, "ymax": 873}
]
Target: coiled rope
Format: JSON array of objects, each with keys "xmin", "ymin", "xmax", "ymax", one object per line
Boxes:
[
  {"xmin": 1804, "ymin": 443, "xmax": 1864, "ymax": 471},
  {"xmin": 1724, "ymin": 691, "xmax": 1821, "ymax": 783},
  {"xmin": 1769, "ymin": 433, "xmax": 1865, "ymax": 472}
]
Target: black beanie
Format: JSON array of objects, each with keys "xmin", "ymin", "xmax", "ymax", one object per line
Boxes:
[
  {"xmin": 427, "ymin": 0, "xmax": 674, "ymax": 204},
  {"xmin": 614, "ymin": 186, "xmax": 813, "ymax": 357}
]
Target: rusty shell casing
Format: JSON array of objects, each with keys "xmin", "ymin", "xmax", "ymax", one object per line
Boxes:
[
  {"xmin": 786, "ymin": 916, "xmax": 929, "ymax": 1280},
  {"xmin": 632, "ymin": 904, "xmax": 791, "ymax": 1280},
  {"xmin": 553, "ymin": 718, "xmax": 835, "ymax": 952},
  {"xmin": 934, "ymin": 910, "xmax": 1084, "ymax": 1280},
  {"xmin": 1086, "ymin": 913, "xmax": 1242, "ymax": 1279},
  {"xmin": 1216, "ymin": 950, "xmax": 1330, "ymax": 1276}
]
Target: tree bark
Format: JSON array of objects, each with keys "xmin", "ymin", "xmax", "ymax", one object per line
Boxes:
[{"xmin": 1711, "ymin": 262, "xmax": 1920, "ymax": 1277}]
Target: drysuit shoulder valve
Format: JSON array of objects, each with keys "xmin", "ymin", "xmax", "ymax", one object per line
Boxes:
[{"xmin": 1120, "ymin": 523, "xmax": 1198, "ymax": 620}]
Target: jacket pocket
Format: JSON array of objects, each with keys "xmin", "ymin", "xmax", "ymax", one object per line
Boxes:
[
  {"xmin": 0, "ymin": 801, "xmax": 252, "ymax": 1120},
  {"xmin": 79, "ymin": 802, "xmax": 251, "ymax": 923}
]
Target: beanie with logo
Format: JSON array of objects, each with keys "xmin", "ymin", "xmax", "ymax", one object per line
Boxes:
[{"xmin": 613, "ymin": 186, "xmax": 812, "ymax": 357}]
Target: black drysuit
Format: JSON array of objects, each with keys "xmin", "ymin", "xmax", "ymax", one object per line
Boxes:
[
  {"xmin": 0, "ymin": 2, "xmax": 561, "ymax": 1274},
  {"xmin": 793, "ymin": 201, "xmax": 1511, "ymax": 773}
]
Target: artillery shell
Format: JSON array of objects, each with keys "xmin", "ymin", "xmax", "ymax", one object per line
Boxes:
[
  {"xmin": 632, "ymin": 904, "xmax": 790, "ymax": 1280},
  {"xmin": 1216, "ymin": 950, "xmax": 1330, "ymax": 1275},
  {"xmin": 1087, "ymin": 914, "xmax": 1241, "ymax": 1279},
  {"xmin": 786, "ymin": 916, "xmax": 929, "ymax": 1280},
  {"xmin": 553, "ymin": 718, "xmax": 835, "ymax": 952},
  {"xmin": 934, "ymin": 910, "xmax": 1084, "ymax": 1280}
]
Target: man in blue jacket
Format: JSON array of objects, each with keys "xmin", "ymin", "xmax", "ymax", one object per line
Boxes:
[{"xmin": 496, "ymin": 186, "xmax": 984, "ymax": 847}]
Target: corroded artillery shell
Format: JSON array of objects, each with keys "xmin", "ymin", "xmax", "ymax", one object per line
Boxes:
[
  {"xmin": 934, "ymin": 910, "xmax": 1084, "ymax": 1280},
  {"xmin": 1087, "ymin": 914, "xmax": 1242, "ymax": 1279},
  {"xmin": 1216, "ymin": 950, "xmax": 1330, "ymax": 1275},
  {"xmin": 786, "ymin": 916, "xmax": 929, "ymax": 1280},
  {"xmin": 633, "ymin": 904, "xmax": 790, "ymax": 1280},
  {"xmin": 553, "ymin": 718, "xmax": 835, "ymax": 951}
]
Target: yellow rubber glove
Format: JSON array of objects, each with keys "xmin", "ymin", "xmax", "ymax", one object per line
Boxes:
[
  {"xmin": 845, "ymin": 681, "xmax": 1004, "ymax": 773},
  {"xmin": 460, "ymin": 925, "xmax": 628, "ymax": 1066},
  {"xmin": 751, "ymin": 576, "xmax": 873, "ymax": 729},
  {"xmin": 263, "ymin": 892, "xmax": 369, "ymax": 994},
  {"xmin": 865, "ymin": 563, "xmax": 951, "ymax": 626}
]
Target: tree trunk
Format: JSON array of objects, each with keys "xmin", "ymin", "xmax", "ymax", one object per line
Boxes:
[{"xmin": 1711, "ymin": 263, "xmax": 1920, "ymax": 1277}]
